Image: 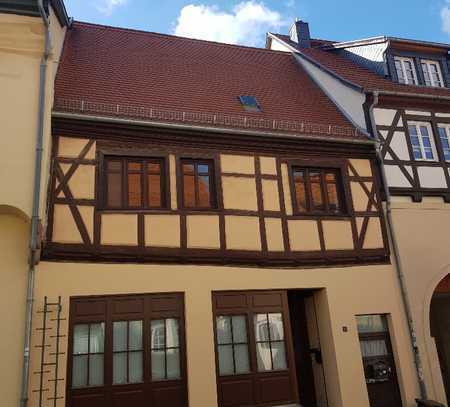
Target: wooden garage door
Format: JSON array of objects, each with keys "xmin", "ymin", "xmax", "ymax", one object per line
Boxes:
[{"xmin": 66, "ymin": 293, "xmax": 188, "ymax": 407}]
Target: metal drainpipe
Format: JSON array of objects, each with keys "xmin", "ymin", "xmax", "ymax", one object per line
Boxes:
[
  {"xmin": 20, "ymin": 1, "xmax": 51, "ymax": 407},
  {"xmin": 368, "ymin": 91, "xmax": 428, "ymax": 400}
]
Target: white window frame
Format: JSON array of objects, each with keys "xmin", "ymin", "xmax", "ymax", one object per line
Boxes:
[
  {"xmin": 407, "ymin": 121, "xmax": 438, "ymax": 162},
  {"xmin": 437, "ymin": 124, "xmax": 450, "ymax": 161},
  {"xmin": 421, "ymin": 59, "xmax": 445, "ymax": 88},
  {"xmin": 394, "ymin": 56, "xmax": 418, "ymax": 85}
]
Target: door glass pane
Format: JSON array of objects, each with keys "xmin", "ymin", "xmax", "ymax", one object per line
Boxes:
[
  {"xmin": 360, "ymin": 339, "xmax": 388, "ymax": 357},
  {"xmin": 113, "ymin": 321, "xmax": 128, "ymax": 352},
  {"xmin": 198, "ymin": 175, "xmax": 211, "ymax": 207},
  {"xmin": 73, "ymin": 324, "xmax": 89, "ymax": 355},
  {"xmin": 129, "ymin": 320, "xmax": 143, "ymax": 351},
  {"xmin": 151, "ymin": 320, "xmax": 165, "ymax": 349},
  {"xmin": 72, "ymin": 355, "xmax": 88, "ymax": 388},
  {"xmin": 183, "ymin": 175, "xmax": 195, "ymax": 207},
  {"xmin": 271, "ymin": 341, "xmax": 287, "ymax": 370},
  {"xmin": 356, "ymin": 315, "xmax": 388, "ymax": 333},
  {"xmin": 254, "ymin": 314, "xmax": 269, "ymax": 342},
  {"xmin": 218, "ymin": 345, "xmax": 234, "ymax": 375},
  {"xmin": 256, "ymin": 342, "xmax": 272, "ymax": 371},
  {"xmin": 268, "ymin": 313, "xmax": 284, "ymax": 340},
  {"xmin": 129, "ymin": 351, "xmax": 143, "ymax": 383},
  {"xmin": 89, "ymin": 354, "xmax": 104, "ymax": 386},
  {"xmin": 167, "ymin": 348, "xmax": 181, "ymax": 379},
  {"xmin": 151, "ymin": 349, "xmax": 166, "ymax": 380},
  {"xmin": 107, "ymin": 172, "xmax": 122, "ymax": 207},
  {"xmin": 231, "ymin": 316, "xmax": 247, "ymax": 343},
  {"xmin": 166, "ymin": 319, "xmax": 179, "ymax": 348},
  {"xmin": 148, "ymin": 174, "xmax": 161, "ymax": 207},
  {"xmin": 113, "ymin": 353, "xmax": 127, "ymax": 384},
  {"xmin": 234, "ymin": 344, "xmax": 250, "ymax": 374},
  {"xmin": 128, "ymin": 173, "xmax": 142, "ymax": 207},
  {"xmin": 216, "ymin": 316, "xmax": 232, "ymax": 344},
  {"xmin": 89, "ymin": 323, "xmax": 104, "ymax": 353}
]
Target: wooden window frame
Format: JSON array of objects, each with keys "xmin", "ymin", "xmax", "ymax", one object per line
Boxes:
[
  {"xmin": 102, "ymin": 156, "xmax": 168, "ymax": 210},
  {"xmin": 179, "ymin": 158, "xmax": 217, "ymax": 210},
  {"xmin": 437, "ymin": 124, "xmax": 450, "ymax": 162},
  {"xmin": 394, "ymin": 56, "xmax": 418, "ymax": 85},
  {"xmin": 407, "ymin": 121, "xmax": 438, "ymax": 162},
  {"xmin": 421, "ymin": 59, "xmax": 444, "ymax": 88},
  {"xmin": 288, "ymin": 164, "xmax": 348, "ymax": 217},
  {"xmin": 67, "ymin": 293, "xmax": 187, "ymax": 407}
]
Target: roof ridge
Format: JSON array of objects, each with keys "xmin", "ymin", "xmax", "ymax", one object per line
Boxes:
[{"xmin": 72, "ymin": 20, "xmax": 292, "ymax": 56}]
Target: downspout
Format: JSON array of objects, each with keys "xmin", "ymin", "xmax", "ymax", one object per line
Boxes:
[
  {"xmin": 368, "ymin": 91, "xmax": 428, "ymax": 400},
  {"xmin": 20, "ymin": 1, "xmax": 52, "ymax": 407}
]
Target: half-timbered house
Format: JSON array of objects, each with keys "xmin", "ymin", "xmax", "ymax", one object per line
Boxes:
[
  {"xmin": 268, "ymin": 20, "xmax": 450, "ymax": 406},
  {"xmin": 13, "ymin": 20, "xmax": 426, "ymax": 407}
]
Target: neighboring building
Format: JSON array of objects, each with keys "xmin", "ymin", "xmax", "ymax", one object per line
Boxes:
[
  {"xmin": 268, "ymin": 20, "xmax": 450, "ymax": 405},
  {"xmin": 0, "ymin": 1, "xmax": 69, "ymax": 407},
  {"xmin": 19, "ymin": 20, "xmax": 425, "ymax": 407}
]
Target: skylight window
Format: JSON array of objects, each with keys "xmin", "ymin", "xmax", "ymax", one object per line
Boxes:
[{"xmin": 238, "ymin": 95, "xmax": 261, "ymax": 112}]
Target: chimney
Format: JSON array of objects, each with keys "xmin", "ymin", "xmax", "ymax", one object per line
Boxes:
[{"xmin": 289, "ymin": 20, "xmax": 311, "ymax": 48}]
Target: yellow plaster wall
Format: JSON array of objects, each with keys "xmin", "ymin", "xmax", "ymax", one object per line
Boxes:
[
  {"xmin": 390, "ymin": 198, "xmax": 450, "ymax": 404},
  {"xmin": 360, "ymin": 217, "xmax": 383, "ymax": 249},
  {"xmin": 261, "ymin": 179, "xmax": 280, "ymax": 212},
  {"xmin": 30, "ymin": 261, "xmax": 419, "ymax": 407},
  {"xmin": 225, "ymin": 215, "xmax": 261, "ymax": 250},
  {"xmin": 349, "ymin": 159, "xmax": 372, "ymax": 177},
  {"xmin": 220, "ymin": 154, "xmax": 255, "ymax": 174},
  {"xmin": 58, "ymin": 137, "xmax": 95, "ymax": 159},
  {"xmin": 222, "ymin": 176, "xmax": 258, "ymax": 211},
  {"xmin": 288, "ymin": 220, "xmax": 321, "ymax": 251},
  {"xmin": 322, "ymin": 220, "xmax": 354, "ymax": 251},
  {"xmin": 145, "ymin": 214, "xmax": 180, "ymax": 248},
  {"xmin": 66, "ymin": 165, "xmax": 96, "ymax": 200},
  {"xmin": 52, "ymin": 204, "xmax": 83, "ymax": 243},
  {"xmin": 0, "ymin": 214, "xmax": 29, "ymax": 407},
  {"xmin": 259, "ymin": 156, "xmax": 277, "ymax": 175},
  {"xmin": 351, "ymin": 182, "xmax": 371, "ymax": 212},
  {"xmin": 101, "ymin": 214, "xmax": 138, "ymax": 246},
  {"xmin": 187, "ymin": 215, "xmax": 220, "ymax": 249},
  {"xmin": 169, "ymin": 154, "xmax": 178, "ymax": 210},
  {"xmin": 281, "ymin": 163, "xmax": 293, "ymax": 215},
  {"xmin": 265, "ymin": 218, "xmax": 284, "ymax": 251},
  {"xmin": 0, "ymin": 11, "xmax": 66, "ymax": 218}
]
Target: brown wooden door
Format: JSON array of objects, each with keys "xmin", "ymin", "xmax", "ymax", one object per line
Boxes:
[
  {"xmin": 357, "ymin": 315, "xmax": 402, "ymax": 407},
  {"xmin": 67, "ymin": 293, "xmax": 188, "ymax": 407},
  {"xmin": 212, "ymin": 290, "xmax": 299, "ymax": 407}
]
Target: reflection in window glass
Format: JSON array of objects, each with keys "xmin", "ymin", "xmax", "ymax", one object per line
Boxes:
[
  {"xmin": 254, "ymin": 313, "xmax": 287, "ymax": 372},
  {"xmin": 216, "ymin": 315, "xmax": 250, "ymax": 376},
  {"xmin": 356, "ymin": 315, "xmax": 388, "ymax": 334},
  {"xmin": 438, "ymin": 126, "xmax": 450, "ymax": 161},
  {"xmin": 181, "ymin": 160, "xmax": 215, "ymax": 208},
  {"xmin": 151, "ymin": 319, "xmax": 181, "ymax": 381},
  {"xmin": 72, "ymin": 323, "xmax": 105, "ymax": 388},
  {"xmin": 408, "ymin": 123, "xmax": 436, "ymax": 161},
  {"xmin": 113, "ymin": 320, "xmax": 143, "ymax": 385}
]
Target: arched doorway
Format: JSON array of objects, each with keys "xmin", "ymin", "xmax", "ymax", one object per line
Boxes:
[{"xmin": 430, "ymin": 274, "xmax": 450, "ymax": 403}]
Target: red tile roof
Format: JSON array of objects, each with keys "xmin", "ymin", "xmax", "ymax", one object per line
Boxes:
[
  {"xmin": 53, "ymin": 22, "xmax": 366, "ymax": 140},
  {"xmin": 270, "ymin": 33, "xmax": 450, "ymax": 98}
]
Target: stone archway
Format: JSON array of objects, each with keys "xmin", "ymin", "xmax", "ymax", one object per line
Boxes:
[{"xmin": 430, "ymin": 274, "xmax": 450, "ymax": 403}]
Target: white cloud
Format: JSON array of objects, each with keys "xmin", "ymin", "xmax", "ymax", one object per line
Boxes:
[
  {"xmin": 173, "ymin": 1, "xmax": 287, "ymax": 46},
  {"xmin": 441, "ymin": 1, "xmax": 450, "ymax": 35},
  {"xmin": 96, "ymin": 0, "xmax": 128, "ymax": 16}
]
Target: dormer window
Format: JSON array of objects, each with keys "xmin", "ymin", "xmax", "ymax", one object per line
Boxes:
[
  {"xmin": 394, "ymin": 57, "xmax": 418, "ymax": 85},
  {"xmin": 421, "ymin": 60, "xmax": 444, "ymax": 88}
]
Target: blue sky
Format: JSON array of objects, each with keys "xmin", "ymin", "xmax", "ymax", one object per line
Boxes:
[{"xmin": 64, "ymin": 0, "xmax": 450, "ymax": 47}]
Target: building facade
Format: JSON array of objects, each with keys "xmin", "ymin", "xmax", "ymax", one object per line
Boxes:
[
  {"xmin": 23, "ymin": 20, "xmax": 423, "ymax": 407},
  {"xmin": 268, "ymin": 21, "xmax": 450, "ymax": 405}
]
